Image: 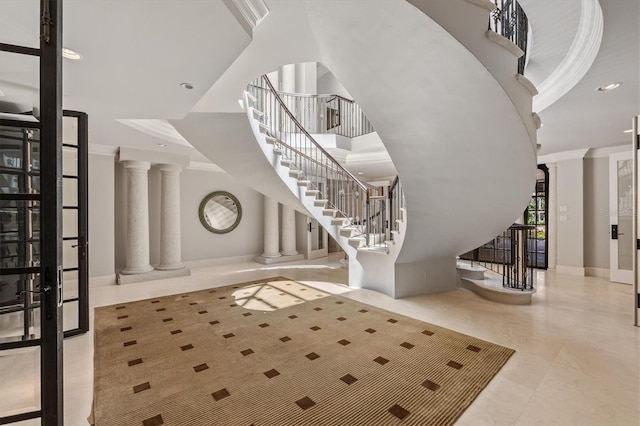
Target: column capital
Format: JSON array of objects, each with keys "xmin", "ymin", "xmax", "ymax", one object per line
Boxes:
[
  {"xmin": 157, "ymin": 163, "xmax": 183, "ymax": 174},
  {"xmin": 121, "ymin": 160, "xmax": 150, "ymax": 171}
]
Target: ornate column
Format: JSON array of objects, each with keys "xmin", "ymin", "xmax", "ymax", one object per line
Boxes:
[
  {"xmin": 261, "ymin": 196, "xmax": 281, "ymax": 259},
  {"xmin": 281, "ymin": 205, "xmax": 298, "ymax": 256},
  {"xmin": 121, "ymin": 161, "xmax": 153, "ymax": 275},
  {"xmin": 547, "ymin": 162, "xmax": 557, "ymax": 269},
  {"xmin": 156, "ymin": 164, "xmax": 184, "ymax": 270}
]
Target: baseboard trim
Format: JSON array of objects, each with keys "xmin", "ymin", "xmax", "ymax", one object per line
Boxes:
[
  {"xmin": 556, "ymin": 265, "xmax": 586, "ymax": 276},
  {"xmin": 183, "ymin": 254, "xmax": 261, "ymax": 269},
  {"xmin": 585, "ymin": 267, "xmax": 610, "ymax": 278},
  {"xmin": 89, "ymin": 275, "xmax": 117, "ymax": 287}
]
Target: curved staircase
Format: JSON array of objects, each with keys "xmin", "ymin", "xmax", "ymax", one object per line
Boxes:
[{"xmin": 174, "ymin": 0, "xmax": 538, "ymax": 298}]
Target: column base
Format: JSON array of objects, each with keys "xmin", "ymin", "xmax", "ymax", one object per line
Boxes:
[
  {"xmin": 156, "ymin": 263, "xmax": 186, "ymax": 271},
  {"xmin": 255, "ymin": 253, "xmax": 304, "ymax": 265},
  {"xmin": 117, "ymin": 267, "xmax": 191, "ymax": 285},
  {"xmin": 120, "ymin": 265, "xmax": 154, "ymax": 275},
  {"xmin": 281, "ymin": 250, "xmax": 299, "ymax": 256}
]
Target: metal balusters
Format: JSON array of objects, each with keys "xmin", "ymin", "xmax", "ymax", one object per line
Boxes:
[{"xmin": 488, "ymin": 0, "xmax": 529, "ymax": 74}]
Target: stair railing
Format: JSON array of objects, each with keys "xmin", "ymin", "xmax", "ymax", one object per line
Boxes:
[
  {"xmin": 489, "ymin": 0, "xmax": 528, "ymax": 74},
  {"xmin": 247, "ymin": 75, "xmax": 390, "ymax": 249},
  {"xmin": 389, "ymin": 175, "xmax": 404, "ymax": 241},
  {"xmin": 460, "ymin": 224, "xmax": 535, "ymax": 291}
]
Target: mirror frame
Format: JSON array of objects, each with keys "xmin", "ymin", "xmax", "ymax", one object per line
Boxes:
[{"xmin": 198, "ymin": 191, "xmax": 242, "ymax": 234}]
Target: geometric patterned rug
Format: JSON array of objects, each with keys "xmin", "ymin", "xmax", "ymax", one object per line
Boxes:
[{"xmin": 92, "ymin": 277, "xmax": 514, "ymax": 426}]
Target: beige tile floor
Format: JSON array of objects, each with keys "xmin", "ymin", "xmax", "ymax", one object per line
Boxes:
[{"xmin": 8, "ymin": 254, "xmax": 640, "ymax": 425}]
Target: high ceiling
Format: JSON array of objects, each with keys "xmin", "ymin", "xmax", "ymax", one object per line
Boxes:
[{"xmin": 0, "ymin": 0, "xmax": 638, "ymax": 159}]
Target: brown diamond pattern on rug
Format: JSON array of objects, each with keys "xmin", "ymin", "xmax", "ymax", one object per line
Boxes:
[
  {"xmin": 208, "ymin": 290, "xmax": 216, "ymax": 293},
  {"xmin": 218, "ymin": 296, "xmax": 226, "ymax": 300},
  {"xmin": 447, "ymin": 360, "xmax": 463, "ymax": 370},
  {"xmin": 295, "ymin": 396, "xmax": 315, "ymax": 410},
  {"xmin": 142, "ymin": 414, "xmax": 164, "ymax": 426},
  {"xmin": 198, "ymin": 310, "xmax": 208, "ymax": 314},
  {"xmin": 156, "ymin": 308, "xmax": 166, "ymax": 312},
  {"xmin": 359, "ymin": 309, "xmax": 368, "ymax": 313},
  {"xmin": 335, "ymin": 301, "xmax": 344, "ymax": 304},
  {"xmin": 170, "ymin": 329, "xmax": 182, "ymax": 335},
  {"xmin": 229, "ymin": 303, "xmax": 238, "ymax": 307},
  {"xmin": 115, "ymin": 306, "xmax": 126, "ymax": 310},
  {"xmin": 117, "ymin": 315, "xmax": 128, "ymax": 320},
  {"xmin": 388, "ymin": 403, "xmax": 410, "ymax": 420},
  {"xmin": 263, "ymin": 369, "xmax": 280, "ymax": 379},
  {"xmin": 280, "ymin": 336, "xmax": 291, "ymax": 342},
  {"xmin": 120, "ymin": 326, "xmax": 132, "ymax": 332},
  {"xmin": 259, "ymin": 323, "xmax": 270, "ymax": 328},
  {"xmin": 340, "ymin": 374, "xmax": 358, "ymax": 385},
  {"xmin": 365, "ymin": 328, "xmax": 376, "ymax": 334},
  {"xmin": 313, "ymin": 307, "xmax": 322, "ymax": 311},
  {"xmin": 212, "ymin": 388, "xmax": 230, "ymax": 401},
  {"xmin": 210, "ymin": 320, "xmax": 220, "ymax": 326},
  {"xmin": 162, "ymin": 318, "xmax": 173, "ymax": 322},
  {"xmin": 374, "ymin": 356, "xmax": 389, "ymax": 365},
  {"xmin": 151, "ymin": 300, "xmax": 160, "ymax": 304},
  {"xmin": 189, "ymin": 302, "xmax": 197, "ymax": 306},
  {"xmin": 422, "ymin": 379, "xmax": 440, "ymax": 391},
  {"xmin": 305, "ymin": 352, "xmax": 320, "ymax": 360},
  {"xmin": 310, "ymin": 326, "xmax": 321, "ymax": 331},
  {"xmin": 337, "ymin": 317, "xmax": 346, "ymax": 321},
  {"xmin": 180, "ymin": 344, "xmax": 194, "ymax": 351},
  {"xmin": 223, "ymin": 333, "xmax": 234, "ymax": 339},
  {"xmin": 388, "ymin": 318, "xmax": 398, "ymax": 324},
  {"xmin": 123, "ymin": 340, "xmax": 136, "ymax": 347},
  {"xmin": 133, "ymin": 382, "xmax": 150, "ymax": 394},
  {"xmin": 422, "ymin": 329, "xmax": 434, "ymax": 336},
  {"xmin": 288, "ymin": 315, "xmax": 298, "ymax": 319},
  {"xmin": 400, "ymin": 342, "xmax": 414, "ymax": 349},
  {"xmin": 467, "ymin": 345, "xmax": 482, "ymax": 352},
  {"xmin": 181, "ymin": 295, "xmax": 189, "ymax": 298},
  {"xmin": 338, "ymin": 339, "xmax": 351, "ymax": 346},
  {"xmin": 241, "ymin": 349, "xmax": 255, "ymax": 356},
  {"xmin": 193, "ymin": 363, "xmax": 209, "ymax": 372},
  {"xmin": 127, "ymin": 358, "xmax": 143, "ymax": 367},
  {"xmin": 243, "ymin": 313, "xmax": 252, "ymax": 317}
]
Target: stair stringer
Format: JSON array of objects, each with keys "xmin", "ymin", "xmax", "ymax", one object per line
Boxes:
[
  {"xmin": 407, "ymin": 0, "xmax": 538, "ymax": 146},
  {"xmin": 244, "ymin": 92, "xmax": 405, "ymax": 296}
]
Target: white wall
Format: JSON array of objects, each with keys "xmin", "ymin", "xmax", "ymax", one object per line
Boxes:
[
  {"xmin": 556, "ymin": 159, "xmax": 584, "ymax": 272},
  {"xmin": 317, "ymin": 70, "xmax": 352, "ymax": 98},
  {"xmin": 88, "ymin": 152, "xmax": 116, "ymax": 282},
  {"xmin": 584, "ymin": 157, "xmax": 610, "ymax": 270}
]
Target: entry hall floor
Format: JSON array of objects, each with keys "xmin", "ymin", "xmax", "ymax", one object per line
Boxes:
[{"xmin": 15, "ymin": 254, "xmax": 640, "ymax": 425}]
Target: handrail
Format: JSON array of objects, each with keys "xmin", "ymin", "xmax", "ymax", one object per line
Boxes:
[
  {"xmin": 261, "ymin": 75, "xmax": 368, "ymax": 192},
  {"xmin": 248, "ymin": 84, "xmax": 355, "ymax": 103}
]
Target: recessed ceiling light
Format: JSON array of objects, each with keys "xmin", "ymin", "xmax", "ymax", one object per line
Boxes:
[
  {"xmin": 179, "ymin": 82, "xmax": 194, "ymax": 90},
  {"xmin": 357, "ymin": 172, "xmax": 364, "ymax": 175},
  {"xmin": 157, "ymin": 143, "xmax": 168, "ymax": 147},
  {"xmin": 62, "ymin": 47, "xmax": 82, "ymax": 60},
  {"xmin": 623, "ymin": 129, "xmax": 634, "ymax": 133},
  {"xmin": 597, "ymin": 82, "xmax": 622, "ymax": 91}
]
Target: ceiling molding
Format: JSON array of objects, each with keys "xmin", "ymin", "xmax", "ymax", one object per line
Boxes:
[
  {"xmin": 533, "ymin": 0, "xmax": 603, "ymax": 112},
  {"xmin": 117, "ymin": 119, "xmax": 194, "ymax": 148},
  {"xmin": 538, "ymin": 148, "xmax": 589, "ymax": 163},
  {"xmin": 584, "ymin": 144, "xmax": 631, "ymax": 159},
  {"xmin": 88, "ymin": 143, "xmax": 118, "ymax": 157}
]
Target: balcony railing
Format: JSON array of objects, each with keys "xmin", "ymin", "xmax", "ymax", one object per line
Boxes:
[
  {"xmin": 489, "ymin": 0, "xmax": 529, "ymax": 74},
  {"xmin": 460, "ymin": 224, "xmax": 535, "ymax": 291},
  {"xmin": 247, "ymin": 85, "xmax": 374, "ymax": 139}
]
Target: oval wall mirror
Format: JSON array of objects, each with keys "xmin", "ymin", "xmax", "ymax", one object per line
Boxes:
[{"xmin": 198, "ymin": 191, "xmax": 242, "ymax": 234}]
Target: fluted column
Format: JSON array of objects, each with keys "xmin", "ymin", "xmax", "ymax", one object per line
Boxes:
[
  {"xmin": 121, "ymin": 161, "xmax": 153, "ymax": 275},
  {"xmin": 547, "ymin": 162, "xmax": 557, "ymax": 269},
  {"xmin": 157, "ymin": 164, "xmax": 184, "ymax": 270},
  {"xmin": 281, "ymin": 205, "xmax": 298, "ymax": 256},
  {"xmin": 261, "ymin": 196, "xmax": 281, "ymax": 258}
]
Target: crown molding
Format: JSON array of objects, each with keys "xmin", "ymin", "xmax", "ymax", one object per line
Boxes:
[
  {"xmin": 88, "ymin": 143, "xmax": 118, "ymax": 157},
  {"xmin": 584, "ymin": 144, "xmax": 631, "ymax": 159},
  {"xmin": 538, "ymin": 148, "xmax": 589, "ymax": 164},
  {"xmin": 187, "ymin": 161, "xmax": 225, "ymax": 173}
]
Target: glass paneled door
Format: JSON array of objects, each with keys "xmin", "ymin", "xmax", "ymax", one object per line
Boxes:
[{"xmin": 609, "ymin": 150, "xmax": 634, "ymax": 284}]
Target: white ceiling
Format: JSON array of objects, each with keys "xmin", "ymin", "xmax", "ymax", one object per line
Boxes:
[{"xmin": 0, "ymin": 0, "xmax": 638, "ymax": 159}]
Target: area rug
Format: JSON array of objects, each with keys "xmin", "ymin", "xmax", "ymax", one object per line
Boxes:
[{"xmin": 93, "ymin": 277, "xmax": 514, "ymax": 425}]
